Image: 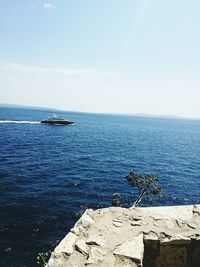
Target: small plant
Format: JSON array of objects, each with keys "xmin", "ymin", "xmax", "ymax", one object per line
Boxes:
[
  {"xmin": 112, "ymin": 192, "xmax": 121, "ymax": 207},
  {"xmin": 111, "ymin": 171, "xmax": 163, "ymax": 208},
  {"xmin": 126, "ymin": 171, "xmax": 162, "ymax": 207},
  {"xmin": 36, "ymin": 252, "xmax": 47, "ymax": 267}
]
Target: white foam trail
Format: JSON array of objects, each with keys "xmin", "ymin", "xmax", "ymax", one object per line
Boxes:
[{"xmin": 0, "ymin": 120, "xmax": 40, "ymax": 124}]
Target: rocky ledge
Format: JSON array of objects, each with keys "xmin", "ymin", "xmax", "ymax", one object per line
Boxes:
[{"xmin": 46, "ymin": 205, "xmax": 200, "ymax": 267}]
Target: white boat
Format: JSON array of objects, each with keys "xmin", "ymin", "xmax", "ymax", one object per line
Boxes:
[{"xmin": 41, "ymin": 114, "xmax": 74, "ymax": 125}]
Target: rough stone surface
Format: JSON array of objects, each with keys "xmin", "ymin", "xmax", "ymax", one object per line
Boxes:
[
  {"xmin": 54, "ymin": 232, "xmax": 77, "ymax": 255},
  {"xmin": 113, "ymin": 221, "xmax": 123, "ymax": 227},
  {"xmin": 113, "ymin": 234, "xmax": 144, "ymax": 264},
  {"xmin": 100, "ymin": 252, "xmax": 116, "ymax": 267},
  {"xmin": 115, "ymin": 256, "xmax": 138, "ymax": 267},
  {"xmin": 75, "ymin": 239, "xmax": 89, "ymax": 256},
  {"xmin": 77, "ymin": 213, "xmax": 95, "ymax": 228},
  {"xmin": 160, "ymin": 235, "xmax": 191, "ymax": 245},
  {"xmin": 65, "ymin": 251, "xmax": 86, "ymax": 267},
  {"xmin": 47, "ymin": 205, "xmax": 200, "ymax": 267},
  {"xmin": 187, "ymin": 222, "xmax": 197, "ymax": 229},
  {"xmin": 85, "ymin": 235, "xmax": 105, "ymax": 246},
  {"xmin": 144, "ymin": 231, "xmax": 158, "ymax": 243},
  {"xmin": 86, "ymin": 247, "xmax": 107, "ymax": 265},
  {"xmin": 176, "ymin": 219, "xmax": 186, "ymax": 228}
]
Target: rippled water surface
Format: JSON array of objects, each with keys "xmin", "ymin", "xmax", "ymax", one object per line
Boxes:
[{"xmin": 0, "ymin": 107, "xmax": 200, "ymax": 266}]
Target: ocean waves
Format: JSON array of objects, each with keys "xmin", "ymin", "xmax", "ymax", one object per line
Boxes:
[
  {"xmin": 0, "ymin": 107, "xmax": 200, "ymax": 266},
  {"xmin": 0, "ymin": 120, "xmax": 40, "ymax": 124}
]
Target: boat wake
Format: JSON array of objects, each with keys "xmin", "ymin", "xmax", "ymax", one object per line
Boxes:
[{"xmin": 0, "ymin": 120, "xmax": 40, "ymax": 124}]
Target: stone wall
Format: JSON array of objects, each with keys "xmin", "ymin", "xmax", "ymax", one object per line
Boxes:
[{"xmin": 46, "ymin": 205, "xmax": 200, "ymax": 267}]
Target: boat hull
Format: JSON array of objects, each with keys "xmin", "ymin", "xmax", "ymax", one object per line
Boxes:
[{"xmin": 41, "ymin": 120, "xmax": 74, "ymax": 125}]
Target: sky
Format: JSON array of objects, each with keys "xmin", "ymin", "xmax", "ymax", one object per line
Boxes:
[{"xmin": 0, "ymin": 0, "xmax": 200, "ymax": 117}]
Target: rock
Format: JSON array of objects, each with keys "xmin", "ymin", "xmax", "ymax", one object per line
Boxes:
[
  {"xmin": 113, "ymin": 218, "xmax": 123, "ymax": 223},
  {"xmin": 160, "ymin": 235, "xmax": 191, "ymax": 245},
  {"xmin": 46, "ymin": 257, "xmax": 54, "ymax": 267},
  {"xmin": 164, "ymin": 219, "xmax": 175, "ymax": 229},
  {"xmin": 176, "ymin": 219, "xmax": 186, "ymax": 228},
  {"xmin": 98, "ymin": 252, "xmax": 116, "ymax": 267},
  {"xmin": 190, "ymin": 235, "xmax": 198, "ymax": 240},
  {"xmin": 78, "ymin": 226, "xmax": 86, "ymax": 234},
  {"xmin": 80, "ymin": 213, "xmax": 95, "ymax": 227},
  {"xmin": 113, "ymin": 221, "xmax": 123, "ymax": 227},
  {"xmin": 46, "ymin": 252, "xmax": 69, "ymax": 267},
  {"xmin": 75, "ymin": 239, "xmax": 89, "ymax": 256},
  {"xmin": 86, "ymin": 235, "xmax": 105, "ymax": 246},
  {"xmin": 54, "ymin": 232, "xmax": 77, "ymax": 255},
  {"xmin": 65, "ymin": 251, "xmax": 86, "ymax": 267},
  {"xmin": 132, "ymin": 216, "xmax": 142, "ymax": 221},
  {"xmin": 86, "ymin": 247, "xmax": 107, "ymax": 265},
  {"xmin": 115, "ymin": 255, "xmax": 138, "ymax": 267},
  {"xmin": 153, "ymin": 222, "xmax": 158, "ymax": 227},
  {"xmin": 87, "ymin": 209, "xmax": 95, "ymax": 218},
  {"xmin": 113, "ymin": 234, "xmax": 144, "ymax": 265},
  {"xmin": 144, "ymin": 232, "xmax": 158, "ymax": 244},
  {"xmin": 188, "ymin": 222, "xmax": 197, "ymax": 229},
  {"xmin": 131, "ymin": 221, "xmax": 142, "ymax": 226},
  {"xmin": 71, "ymin": 227, "xmax": 80, "ymax": 236},
  {"xmin": 47, "ymin": 205, "xmax": 200, "ymax": 267},
  {"xmin": 193, "ymin": 205, "xmax": 200, "ymax": 215},
  {"xmin": 151, "ymin": 215, "xmax": 162, "ymax": 221},
  {"xmin": 159, "ymin": 232, "xmax": 170, "ymax": 240},
  {"xmin": 144, "ymin": 205, "xmax": 194, "ymax": 220}
]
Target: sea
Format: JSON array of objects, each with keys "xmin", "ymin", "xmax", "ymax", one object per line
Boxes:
[{"xmin": 0, "ymin": 107, "xmax": 200, "ymax": 266}]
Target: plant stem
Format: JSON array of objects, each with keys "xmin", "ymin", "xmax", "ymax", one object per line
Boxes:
[{"xmin": 133, "ymin": 189, "xmax": 146, "ymax": 207}]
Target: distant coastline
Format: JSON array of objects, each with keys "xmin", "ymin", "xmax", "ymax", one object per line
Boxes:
[{"xmin": 0, "ymin": 103, "xmax": 199, "ymax": 121}]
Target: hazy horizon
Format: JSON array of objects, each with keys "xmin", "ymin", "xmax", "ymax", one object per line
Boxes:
[
  {"xmin": 1, "ymin": 1, "xmax": 200, "ymax": 118},
  {"xmin": 1, "ymin": 102, "xmax": 200, "ymax": 120}
]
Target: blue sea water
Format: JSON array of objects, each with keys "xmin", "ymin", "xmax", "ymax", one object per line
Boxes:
[{"xmin": 0, "ymin": 107, "xmax": 200, "ymax": 266}]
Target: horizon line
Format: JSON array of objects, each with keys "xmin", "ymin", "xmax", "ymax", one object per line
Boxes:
[{"xmin": 0, "ymin": 103, "xmax": 200, "ymax": 121}]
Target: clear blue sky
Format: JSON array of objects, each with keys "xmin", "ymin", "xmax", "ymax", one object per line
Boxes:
[{"xmin": 0, "ymin": 0, "xmax": 200, "ymax": 117}]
